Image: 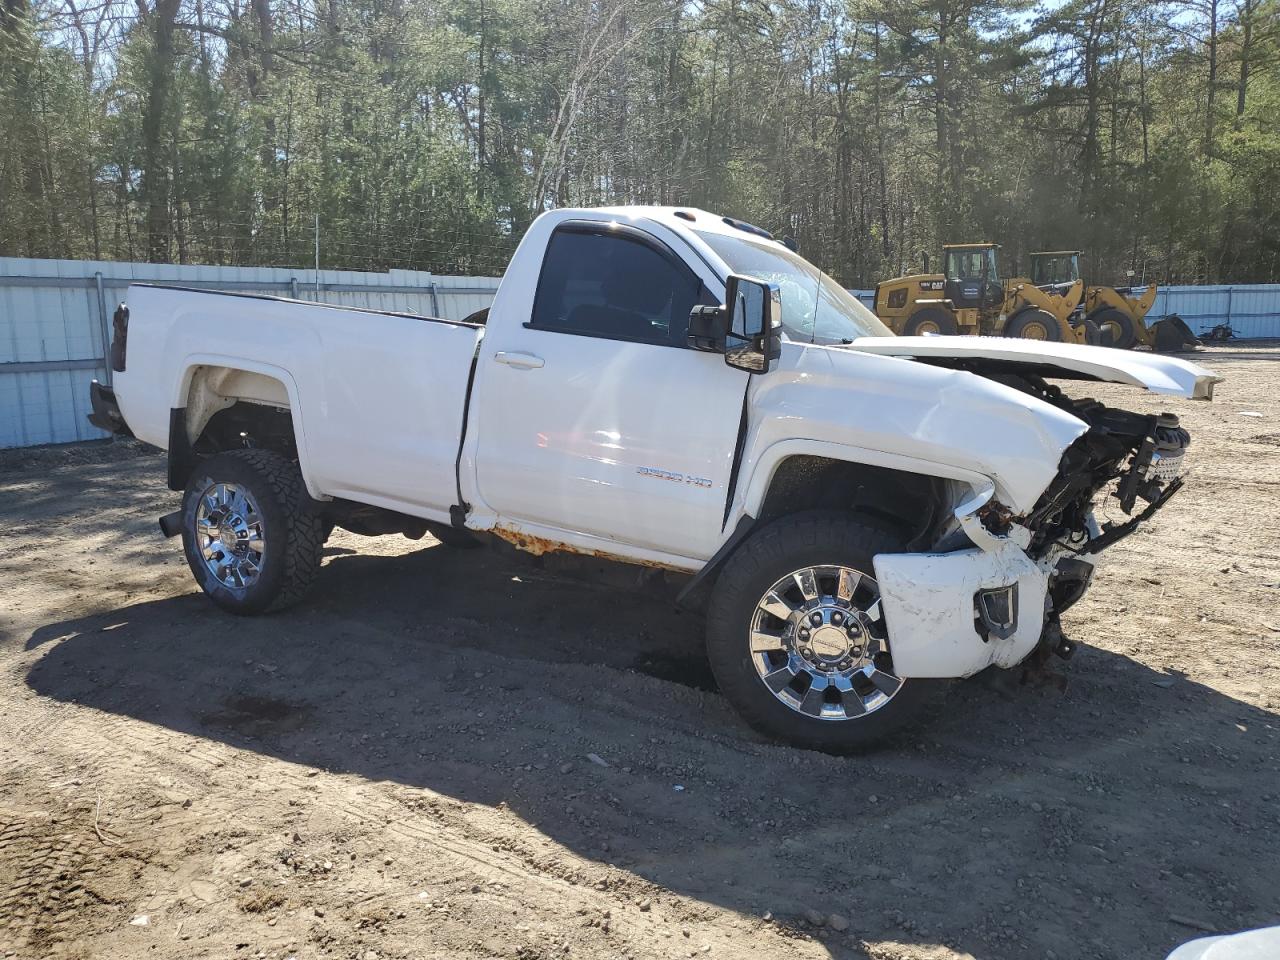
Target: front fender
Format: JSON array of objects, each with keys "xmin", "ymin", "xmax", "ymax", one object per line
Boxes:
[{"xmin": 731, "ymin": 343, "xmax": 1088, "ymax": 524}]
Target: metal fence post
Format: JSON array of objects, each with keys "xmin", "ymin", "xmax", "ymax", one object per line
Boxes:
[
  {"xmin": 290, "ymin": 277, "xmax": 299, "ymax": 300},
  {"xmin": 428, "ymin": 280, "xmax": 440, "ymax": 317},
  {"xmin": 93, "ymin": 271, "xmax": 112, "ymax": 386},
  {"xmin": 1225, "ymin": 286, "xmax": 1233, "ymax": 331}
]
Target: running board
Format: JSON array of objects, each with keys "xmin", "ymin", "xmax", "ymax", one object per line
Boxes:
[{"xmin": 159, "ymin": 510, "xmax": 183, "ymax": 538}]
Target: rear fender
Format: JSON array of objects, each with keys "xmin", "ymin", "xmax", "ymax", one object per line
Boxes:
[{"xmin": 171, "ymin": 358, "xmax": 319, "ymax": 498}]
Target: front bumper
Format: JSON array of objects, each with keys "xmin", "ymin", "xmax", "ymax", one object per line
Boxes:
[
  {"xmin": 873, "ymin": 541, "xmax": 1050, "ymax": 679},
  {"xmin": 873, "ymin": 471, "xmax": 1184, "ymax": 680}
]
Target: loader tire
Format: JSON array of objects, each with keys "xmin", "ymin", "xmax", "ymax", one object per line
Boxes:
[
  {"xmin": 180, "ymin": 449, "xmax": 325, "ymax": 615},
  {"xmin": 1092, "ymin": 307, "xmax": 1137, "ymax": 349},
  {"xmin": 1004, "ymin": 309, "xmax": 1061, "ymax": 341},
  {"xmin": 1075, "ymin": 318, "xmax": 1103, "ymax": 345},
  {"xmin": 903, "ymin": 308, "xmax": 958, "ymax": 337}
]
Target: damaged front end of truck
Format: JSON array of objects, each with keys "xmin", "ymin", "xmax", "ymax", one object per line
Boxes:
[{"xmin": 861, "ymin": 345, "xmax": 1217, "ymax": 686}]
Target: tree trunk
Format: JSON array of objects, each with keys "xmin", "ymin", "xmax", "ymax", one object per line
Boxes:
[
  {"xmin": 934, "ymin": 12, "xmax": 949, "ymax": 239},
  {"xmin": 1205, "ymin": 0, "xmax": 1218, "ymax": 155},
  {"xmin": 1236, "ymin": 0, "xmax": 1253, "ymax": 122},
  {"xmin": 477, "ymin": 0, "xmax": 487, "ymax": 197},
  {"xmin": 873, "ymin": 22, "xmax": 890, "ymax": 266},
  {"xmin": 140, "ymin": 0, "xmax": 181, "ymax": 262},
  {"xmin": 1, "ymin": 0, "xmax": 51, "ymax": 256}
]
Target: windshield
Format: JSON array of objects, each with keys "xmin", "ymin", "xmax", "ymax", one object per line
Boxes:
[
  {"xmin": 694, "ymin": 231, "xmax": 892, "ymax": 343},
  {"xmin": 1032, "ymin": 254, "xmax": 1079, "ymax": 286},
  {"xmin": 945, "ymin": 247, "xmax": 999, "ymax": 284}
]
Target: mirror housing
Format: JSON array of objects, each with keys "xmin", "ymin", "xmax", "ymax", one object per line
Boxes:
[
  {"xmin": 687, "ymin": 304, "xmax": 727, "ymax": 352},
  {"xmin": 687, "ymin": 274, "xmax": 781, "ymax": 375}
]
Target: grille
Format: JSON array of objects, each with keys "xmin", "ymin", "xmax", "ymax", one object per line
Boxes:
[{"xmin": 1148, "ymin": 449, "xmax": 1186, "ymax": 483}]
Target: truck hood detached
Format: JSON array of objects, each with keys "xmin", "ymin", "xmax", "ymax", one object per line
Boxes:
[{"xmin": 848, "ymin": 335, "xmax": 1222, "ymax": 400}]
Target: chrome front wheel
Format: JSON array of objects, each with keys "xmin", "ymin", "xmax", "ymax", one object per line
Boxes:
[
  {"xmin": 749, "ymin": 565, "xmax": 902, "ymax": 720},
  {"xmin": 705, "ymin": 511, "xmax": 941, "ymax": 752}
]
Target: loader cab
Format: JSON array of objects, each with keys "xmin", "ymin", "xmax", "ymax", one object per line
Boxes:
[
  {"xmin": 1030, "ymin": 251, "xmax": 1081, "ymax": 290},
  {"xmin": 943, "ymin": 244, "xmax": 1002, "ymax": 309}
]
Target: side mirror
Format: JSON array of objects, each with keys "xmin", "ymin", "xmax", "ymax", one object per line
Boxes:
[
  {"xmin": 724, "ymin": 274, "xmax": 781, "ymax": 373},
  {"xmin": 687, "ymin": 274, "xmax": 781, "ymax": 373}
]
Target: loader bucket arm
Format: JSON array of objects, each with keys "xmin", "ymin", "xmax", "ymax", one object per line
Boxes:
[
  {"xmin": 1007, "ymin": 277, "xmax": 1083, "ymax": 324},
  {"xmin": 1090, "ymin": 283, "xmax": 1157, "ymax": 321},
  {"xmin": 1131, "ymin": 283, "xmax": 1158, "ymax": 322}
]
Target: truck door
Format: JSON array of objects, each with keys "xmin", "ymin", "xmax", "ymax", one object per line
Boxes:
[{"xmin": 470, "ymin": 220, "xmax": 747, "ymax": 562}]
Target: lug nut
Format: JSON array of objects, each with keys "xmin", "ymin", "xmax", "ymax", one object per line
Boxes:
[
  {"xmin": 831, "ymin": 611, "xmax": 843, "ymax": 625},
  {"xmin": 810, "ymin": 612, "xmax": 823, "ymax": 627},
  {"xmin": 799, "ymin": 628, "xmax": 810, "ymax": 639}
]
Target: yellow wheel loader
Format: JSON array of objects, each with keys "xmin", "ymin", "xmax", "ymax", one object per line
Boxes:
[
  {"xmin": 1028, "ymin": 251, "xmax": 1169, "ymax": 350},
  {"xmin": 874, "ymin": 244, "xmax": 1096, "ymax": 343}
]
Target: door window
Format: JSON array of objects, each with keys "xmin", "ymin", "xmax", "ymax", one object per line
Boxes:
[{"xmin": 529, "ymin": 227, "xmax": 708, "ymax": 347}]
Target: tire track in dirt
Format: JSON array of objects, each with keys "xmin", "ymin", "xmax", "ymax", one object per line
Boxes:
[{"xmin": 0, "ymin": 811, "xmax": 115, "ymax": 954}]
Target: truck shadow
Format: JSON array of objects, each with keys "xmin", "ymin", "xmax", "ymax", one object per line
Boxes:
[{"xmin": 23, "ymin": 541, "xmax": 1280, "ymax": 959}]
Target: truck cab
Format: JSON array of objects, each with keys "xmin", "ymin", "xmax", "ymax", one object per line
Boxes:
[{"xmin": 942, "ymin": 243, "xmax": 1003, "ymax": 311}]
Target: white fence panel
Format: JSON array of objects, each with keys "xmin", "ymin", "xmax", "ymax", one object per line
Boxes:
[{"xmin": 0, "ymin": 257, "xmax": 501, "ymax": 449}]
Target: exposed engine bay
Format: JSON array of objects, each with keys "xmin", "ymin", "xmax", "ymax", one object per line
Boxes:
[
  {"xmin": 968, "ymin": 372, "xmax": 1192, "ymax": 655},
  {"xmin": 985, "ymin": 374, "xmax": 1187, "ymax": 548}
]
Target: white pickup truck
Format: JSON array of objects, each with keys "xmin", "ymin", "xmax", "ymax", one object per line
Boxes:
[{"xmin": 89, "ymin": 206, "xmax": 1220, "ymax": 750}]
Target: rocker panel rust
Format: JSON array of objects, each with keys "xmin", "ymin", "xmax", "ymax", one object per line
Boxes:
[{"xmin": 490, "ymin": 523, "xmax": 682, "ymax": 570}]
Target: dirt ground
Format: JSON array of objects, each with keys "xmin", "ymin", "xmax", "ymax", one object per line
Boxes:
[{"xmin": 1, "ymin": 344, "xmax": 1278, "ymax": 960}]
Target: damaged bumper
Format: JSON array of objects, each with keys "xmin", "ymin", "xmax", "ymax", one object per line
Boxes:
[
  {"xmin": 873, "ymin": 470, "xmax": 1185, "ymax": 680},
  {"xmin": 873, "ymin": 541, "xmax": 1051, "ymax": 678}
]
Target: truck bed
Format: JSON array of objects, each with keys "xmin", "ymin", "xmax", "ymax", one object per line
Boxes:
[{"xmin": 113, "ymin": 284, "xmax": 485, "ymax": 525}]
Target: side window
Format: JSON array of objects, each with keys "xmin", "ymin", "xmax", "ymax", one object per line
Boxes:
[{"xmin": 530, "ymin": 228, "xmax": 709, "ymax": 346}]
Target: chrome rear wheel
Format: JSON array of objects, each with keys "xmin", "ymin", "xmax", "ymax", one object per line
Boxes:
[
  {"xmin": 194, "ymin": 481, "xmax": 266, "ymax": 589},
  {"xmin": 749, "ymin": 564, "xmax": 902, "ymax": 720},
  {"xmin": 181, "ymin": 449, "xmax": 324, "ymax": 614}
]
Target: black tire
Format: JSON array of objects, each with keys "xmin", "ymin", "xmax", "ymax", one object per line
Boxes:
[
  {"xmin": 1003, "ymin": 308, "xmax": 1062, "ymax": 341},
  {"xmin": 1091, "ymin": 307, "xmax": 1137, "ymax": 349},
  {"xmin": 903, "ymin": 307, "xmax": 958, "ymax": 337},
  {"xmin": 705, "ymin": 511, "xmax": 944, "ymax": 752},
  {"xmin": 180, "ymin": 449, "xmax": 325, "ymax": 615}
]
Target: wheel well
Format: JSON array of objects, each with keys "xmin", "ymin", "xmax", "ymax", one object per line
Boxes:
[
  {"xmin": 676, "ymin": 455, "xmax": 966, "ymax": 610},
  {"xmin": 193, "ymin": 402, "xmax": 298, "ymax": 459},
  {"xmin": 168, "ymin": 366, "xmax": 300, "ymax": 490},
  {"xmin": 757, "ymin": 456, "xmax": 957, "ymax": 550}
]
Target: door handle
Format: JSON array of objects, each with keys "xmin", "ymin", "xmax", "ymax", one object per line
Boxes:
[{"xmin": 494, "ymin": 351, "xmax": 544, "ymax": 369}]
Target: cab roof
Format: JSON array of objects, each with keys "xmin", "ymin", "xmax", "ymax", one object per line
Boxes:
[{"xmin": 586, "ymin": 205, "xmax": 791, "ymax": 248}]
